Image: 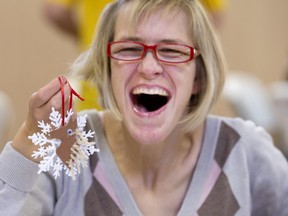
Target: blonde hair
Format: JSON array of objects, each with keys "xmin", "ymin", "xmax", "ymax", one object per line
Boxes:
[{"xmin": 70, "ymin": 0, "xmax": 226, "ymax": 131}]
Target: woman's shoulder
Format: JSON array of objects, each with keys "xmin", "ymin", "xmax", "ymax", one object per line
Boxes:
[
  {"xmin": 208, "ymin": 115, "xmax": 273, "ymax": 144},
  {"xmin": 207, "ymin": 115, "xmax": 284, "ymax": 165}
]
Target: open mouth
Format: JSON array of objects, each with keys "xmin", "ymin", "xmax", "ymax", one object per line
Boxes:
[{"xmin": 131, "ymin": 87, "xmax": 170, "ymax": 113}]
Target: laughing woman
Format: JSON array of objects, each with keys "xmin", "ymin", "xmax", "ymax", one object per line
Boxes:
[{"xmin": 1, "ymin": 0, "xmax": 288, "ymax": 216}]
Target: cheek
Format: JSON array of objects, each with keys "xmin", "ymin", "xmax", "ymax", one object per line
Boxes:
[
  {"xmin": 192, "ymin": 76, "xmax": 199, "ymax": 94},
  {"xmin": 174, "ymin": 64, "xmax": 197, "ymax": 96},
  {"xmin": 110, "ymin": 65, "xmax": 121, "ymax": 102},
  {"xmin": 110, "ymin": 62, "xmax": 133, "ymax": 105},
  {"xmin": 111, "ymin": 62, "xmax": 124, "ymax": 87},
  {"xmin": 111, "ymin": 71, "xmax": 122, "ymax": 103},
  {"xmin": 183, "ymin": 77, "xmax": 195, "ymax": 99},
  {"xmin": 111, "ymin": 70, "xmax": 117, "ymax": 90},
  {"xmin": 110, "ymin": 61, "xmax": 138, "ymax": 87}
]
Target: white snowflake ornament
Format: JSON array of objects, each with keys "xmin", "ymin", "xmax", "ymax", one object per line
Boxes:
[{"xmin": 29, "ymin": 107, "xmax": 99, "ymax": 180}]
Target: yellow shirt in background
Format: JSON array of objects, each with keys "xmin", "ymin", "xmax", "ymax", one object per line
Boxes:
[
  {"xmin": 77, "ymin": 0, "xmax": 113, "ymax": 50},
  {"xmin": 73, "ymin": 0, "xmax": 112, "ymax": 111},
  {"xmin": 47, "ymin": 0, "xmax": 112, "ymax": 49},
  {"xmin": 200, "ymin": 0, "xmax": 227, "ymax": 12}
]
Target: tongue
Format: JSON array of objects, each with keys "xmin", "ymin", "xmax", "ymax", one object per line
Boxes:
[{"xmin": 134, "ymin": 104, "xmax": 149, "ymax": 113}]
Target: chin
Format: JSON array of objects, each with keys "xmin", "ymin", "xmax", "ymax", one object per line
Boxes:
[{"xmin": 126, "ymin": 123, "xmax": 171, "ymax": 145}]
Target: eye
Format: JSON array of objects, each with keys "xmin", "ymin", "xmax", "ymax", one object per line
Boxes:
[
  {"xmin": 111, "ymin": 43, "xmax": 144, "ymax": 57},
  {"xmin": 158, "ymin": 48, "xmax": 183, "ymax": 56},
  {"xmin": 157, "ymin": 45, "xmax": 190, "ymax": 59},
  {"xmin": 119, "ymin": 47, "xmax": 142, "ymax": 55}
]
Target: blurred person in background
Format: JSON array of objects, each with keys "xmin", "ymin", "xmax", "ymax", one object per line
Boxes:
[
  {"xmin": 201, "ymin": 0, "xmax": 227, "ymax": 29},
  {"xmin": 0, "ymin": 91, "xmax": 14, "ymax": 152},
  {"xmin": 43, "ymin": 0, "xmax": 112, "ymax": 111},
  {"xmin": 43, "ymin": 0, "xmax": 228, "ymax": 111}
]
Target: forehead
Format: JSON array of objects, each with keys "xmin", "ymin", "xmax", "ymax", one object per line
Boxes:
[{"xmin": 114, "ymin": 4, "xmax": 192, "ymax": 44}]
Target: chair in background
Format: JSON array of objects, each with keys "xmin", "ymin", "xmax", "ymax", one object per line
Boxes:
[
  {"xmin": 223, "ymin": 71, "xmax": 288, "ymax": 157},
  {"xmin": 223, "ymin": 71, "xmax": 277, "ymax": 132}
]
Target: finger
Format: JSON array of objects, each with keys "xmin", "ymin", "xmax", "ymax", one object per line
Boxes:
[
  {"xmin": 48, "ymin": 83, "xmax": 71, "ymax": 111},
  {"xmin": 30, "ymin": 78, "xmax": 64, "ymax": 108},
  {"xmin": 28, "ymin": 82, "xmax": 70, "ymax": 124}
]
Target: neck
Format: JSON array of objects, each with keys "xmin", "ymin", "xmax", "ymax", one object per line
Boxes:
[
  {"xmin": 123, "ymin": 124, "xmax": 189, "ymax": 166},
  {"xmin": 104, "ymin": 112, "xmax": 204, "ymax": 189}
]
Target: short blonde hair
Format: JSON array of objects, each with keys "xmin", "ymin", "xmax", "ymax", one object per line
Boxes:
[{"xmin": 71, "ymin": 0, "xmax": 226, "ymax": 131}]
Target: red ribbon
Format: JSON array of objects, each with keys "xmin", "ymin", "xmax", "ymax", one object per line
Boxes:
[{"xmin": 58, "ymin": 76, "xmax": 84, "ymax": 126}]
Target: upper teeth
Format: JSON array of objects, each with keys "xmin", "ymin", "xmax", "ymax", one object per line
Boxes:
[{"xmin": 132, "ymin": 87, "xmax": 168, "ymax": 96}]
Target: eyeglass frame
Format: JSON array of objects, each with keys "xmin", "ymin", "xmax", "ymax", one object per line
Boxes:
[{"xmin": 107, "ymin": 40, "xmax": 200, "ymax": 64}]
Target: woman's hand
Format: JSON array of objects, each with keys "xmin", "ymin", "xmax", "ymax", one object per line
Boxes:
[{"xmin": 12, "ymin": 77, "xmax": 73, "ymax": 163}]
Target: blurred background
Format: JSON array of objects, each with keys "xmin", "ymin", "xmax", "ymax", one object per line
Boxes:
[{"xmin": 0, "ymin": 0, "xmax": 288, "ymax": 153}]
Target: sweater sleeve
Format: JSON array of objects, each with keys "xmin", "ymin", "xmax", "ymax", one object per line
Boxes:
[
  {"xmin": 241, "ymin": 122, "xmax": 288, "ymax": 216},
  {"xmin": 0, "ymin": 142, "xmax": 55, "ymax": 215}
]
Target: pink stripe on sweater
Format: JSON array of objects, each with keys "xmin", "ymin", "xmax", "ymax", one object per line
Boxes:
[
  {"xmin": 94, "ymin": 163, "xmax": 122, "ymax": 210},
  {"xmin": 198, "ymin": 160, "xmax": 221, "ymax": 208}
]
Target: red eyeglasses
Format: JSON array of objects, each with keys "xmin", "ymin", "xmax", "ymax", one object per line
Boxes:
[{"xmin": 107, "ymin": 41, "xmax": 199, "ymax": 63}]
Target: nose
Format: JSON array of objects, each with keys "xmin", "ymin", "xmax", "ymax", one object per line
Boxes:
[{"xmin": 137, "ymin": 51, "xmax": 164, "ymax": 79}]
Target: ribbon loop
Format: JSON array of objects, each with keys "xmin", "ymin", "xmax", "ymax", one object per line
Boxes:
[{"xmin": 58, "ymin": 76, "xmax": 85, "ymax": 126}]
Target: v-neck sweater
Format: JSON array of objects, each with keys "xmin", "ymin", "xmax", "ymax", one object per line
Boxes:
[{"xmin": 0, "ymin": 110, "xmax": 288, "ymax": 216}]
